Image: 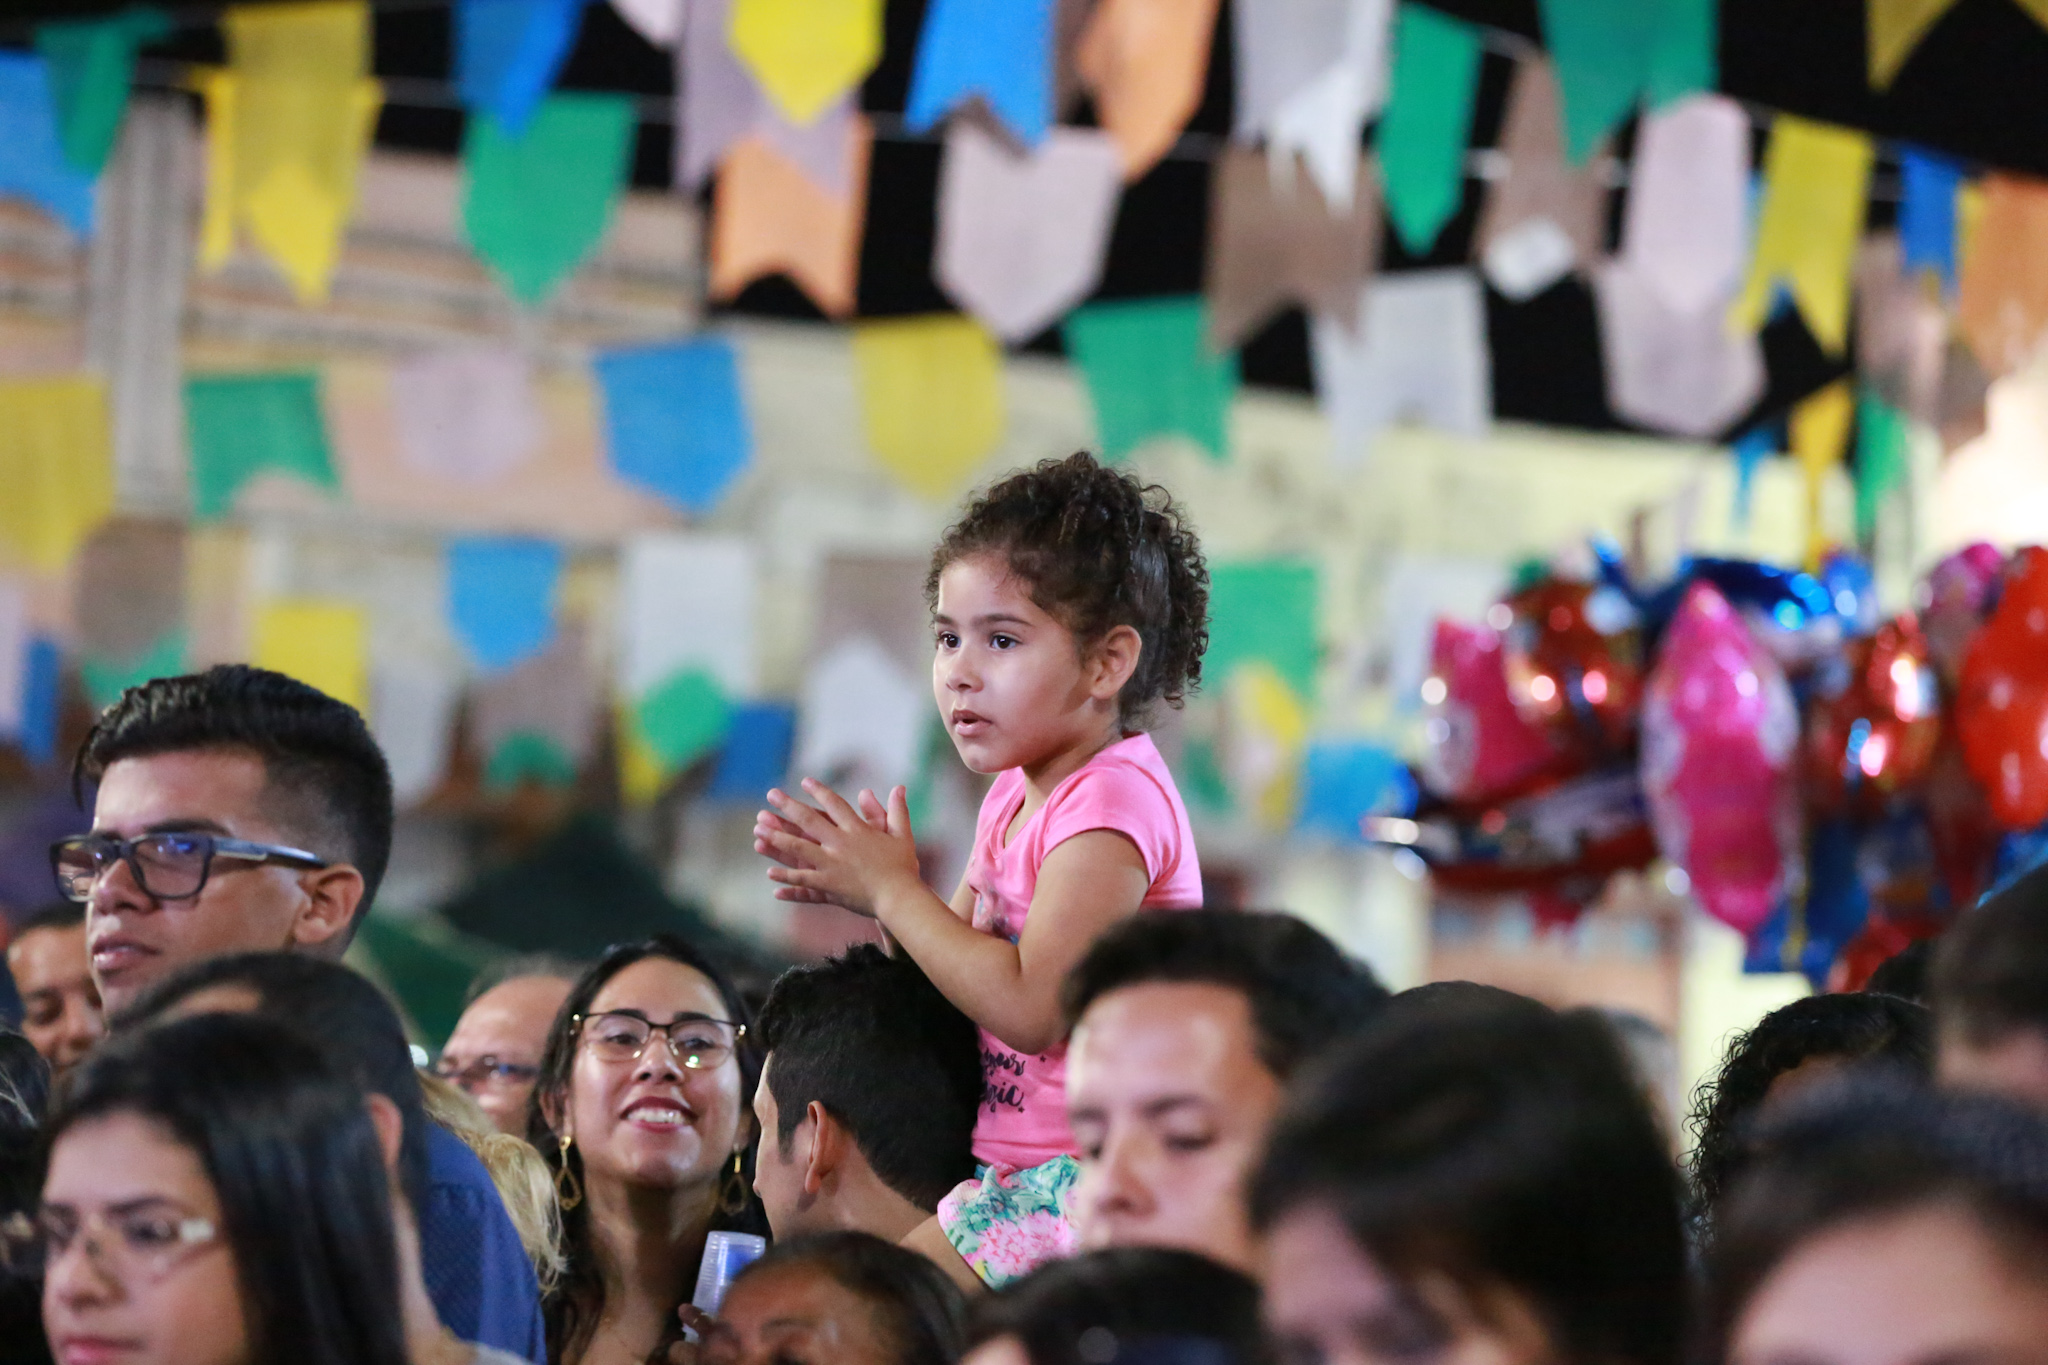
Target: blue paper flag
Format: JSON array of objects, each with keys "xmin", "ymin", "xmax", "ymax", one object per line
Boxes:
[
  {"xmin": 0, "ymin": 53, "xmax": 97, "ymax": 237},
  {"xmin": 1899, "ymin": 147, "xmax": 1963, "ymax": 292},
  {"xmin": 18, "ymin": 638, "xmax": 61, "ymax": 766},
  {"xmin": 448, "ymin": 536, "xmax": 563, "ymax": 674},
  {"xmin": 595, "ymin": 337, "xmax": 753, "ymax": 514},
  {"xmin": 1731, "ymin": 422, "xmax": 1779, "ymax": 530},
  {"xmin": 456, "ymin": 0, "xmax": 589, "ymax": 135},
  {"xmin": 903, "ymin": 0, "xmax": 1055, "ymax": 147},
  {"xmin": 706, "ymin": 702, "xmax": 797, "ymax": 802},
  {"xmin": 1297, "ymin": 742, "xmax": 1408, "ymax": 842}
]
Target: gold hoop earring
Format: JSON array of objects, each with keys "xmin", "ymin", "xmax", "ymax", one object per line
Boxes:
[
  {"xmin": 717, "ymin": 1148, "xmax": 748, "ymax": 1216},
  {"xmin": 555, "ymin": 1134, "xmax": 584, "ymax": 1212}
]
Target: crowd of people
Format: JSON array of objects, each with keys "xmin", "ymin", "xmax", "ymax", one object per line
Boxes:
[{"xmin": 5, "ymin": 452, "xmax": 2048, "ymax": 1365}]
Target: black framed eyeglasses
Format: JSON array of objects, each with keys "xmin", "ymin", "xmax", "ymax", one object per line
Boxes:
[
  {"xmin": 573, "ymin": 1011, "xmax": 745, "ymax": 1070},
  {"xmin": 50, "ymin": 832, "xmax": 330, "ymax": 904}
]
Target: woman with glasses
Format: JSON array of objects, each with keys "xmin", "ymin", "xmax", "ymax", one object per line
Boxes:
[{"xmin": 528, "ymin": 935, "xmax": 767, "ymax": 1365}]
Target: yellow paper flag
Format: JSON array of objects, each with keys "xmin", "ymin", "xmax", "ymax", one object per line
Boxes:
[
  {"xmin": 617, "ymin": 702, "xmax": 667, "ymax": 807},
  {"xmin": 727, "ymin": 0, "xmax": 885, "ymax": 126},
  {"xmin": 2013, "ymin": 0, "xmax": 2048, "ymax": 30},
  {"xmin": 1730, "ymin": 117, "xmax": 1874, "ymax": 355},
  {"xmin": 1791, "ymin": 381, "xmax": 1854, "ymax": 570},
  {"xmin": 0, "ymin": 376, "xmax": 115, "ymax": 573},
  {"xmin": 1866, "ymin": 0, "xmax": 1959, "ymax": 87},
  {"xmin": 1228, "ymin": 662, "xmax": 1311, "ymax": 830},
  {"xmin": 852, "ymin": 315, "xmax": 1006, "ymax": 501},
  {"xmin": 253, "ymin": 599, "xmax": 367, "ymax": 711}
]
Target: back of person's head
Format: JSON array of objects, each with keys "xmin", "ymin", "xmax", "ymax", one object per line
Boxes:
[
  {"xmin": 1703, "ymin": 1076, "xmax": 2048, "ymax": 1362},
  {"xmin": 1251, "ymin": 993, "xmax": 1685, "ymax": 1365},
  {"xmin": 75, "ymin": 665, "xmax": 395, "ymax": 925},
  {"xmin": 731, "ymin": 1232, "xmax": 967, "ymax": 1365},
  {"xmin": 756, "ymin": 944, "xmax": 981, "ymax": 1211},
  {"xmin": 44, "ymin": 1012, "xmax": 411, "ymax": 1365},
  {"xmin": 967, "ymin": 1248, "xmax": 1266, "ymax": 1365},
  {"xmin": 1865, "ymin": 938, "xmax": 1934, "ymax": 1002},
  {"xmin": 118, "ymin": 952, "xmax": 428, "ymax": 1210},
  {"xmin": 1935, "ymin": 864, "xmax": 2048, "ymax": 1045},
  {"xmin": 1687, "ymin": 992, "xmax": 1933, "ymax": 1223},
  {"xmin": 0, "ymin": 1031, "xmax": 47, "ymax": 1365},
  {"xmin": 1061, "ymin": 910, "xmax": 1387, "ymax": 1080}
]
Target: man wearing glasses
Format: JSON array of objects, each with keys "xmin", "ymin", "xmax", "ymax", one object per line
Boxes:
[{"xmin": 437, "ymin": 959, "xmax": 580, "ymax": 1134}]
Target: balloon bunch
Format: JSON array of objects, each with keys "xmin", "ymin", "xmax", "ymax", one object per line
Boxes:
[{"xmin": 1387, "ymin": 540, "xmax": 2036, "ymax": 985}]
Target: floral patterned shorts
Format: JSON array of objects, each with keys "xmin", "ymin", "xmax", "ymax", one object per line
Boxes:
[{"xmin": 935, "ymin": 1155, "xmax": 1081, "ymax": 1289}]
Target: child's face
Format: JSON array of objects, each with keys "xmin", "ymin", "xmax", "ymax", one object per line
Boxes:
[{"xmin": 932, "ymin": 555, "xmax": 1112, "ymax": 774}]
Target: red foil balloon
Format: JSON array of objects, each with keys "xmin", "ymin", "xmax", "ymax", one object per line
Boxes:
[
  {"xmin": 1421, "ymin": 620, "xmax": 1568, "ymax": 805},
  {"xmin": 1502, "ymin": 579, "xmax": 1643, "ymax": 755},
  {"xmin": 1803, "ymin": 614, "xmax": 1943, "ymax": 814},
  {"xmin": 1640, "ymin": 583, "xmax": 1802, "ymax": 937},
  {"xmin": 1922, "ymin": 542, "xmax": 2006, "ymax": 686},
  {"xmin": 1958, "ymin": 546, "xmax": 2048, "ymax": 830}
]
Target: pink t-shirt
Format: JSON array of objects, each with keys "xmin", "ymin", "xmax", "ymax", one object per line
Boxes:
[{"xmin": 962, "ymin": 732, "xmax": 1203, "ymax": 1170}]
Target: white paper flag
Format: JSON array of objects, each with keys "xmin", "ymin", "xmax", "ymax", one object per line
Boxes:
[
  {"xmin": 795, "ymin": 634, "xmax": 929, "ymax": 795},
  {"xmin": 612, "ymin": 0, "xmax": 684, "ymax": 47},
  {"xmin": 1619, "ymin": 95, "xmax": 1750, "ymax": 314},
  {"xmin": 619, "ymin": 534, "xmax": 757, "ymax": 698},
  {"xmin": 390, "ymin": 348, "xmax": 544, "ymax": 486},
  {"xmin": 1594, "ymin": 260, "xmax": 1765, "ymax": 438},
  {"xmin": 370, "ymin": 656, "xmax": 462, "ymax": 807},
  {"xmin": 0, "ymin": 580, "xmax": 27, "ymax": 740},
  {"xmin": 1311, "ymin": 268, "xmax": 1491, "ymax": 465},
  {"xmin": 935, "ymin": 121, "xmax": 1124, "ymax": 343},
  {"xmin": 1236, "ymin": 0, "xmax": 1394, "ymax": 208},
  {"xmin": 676, "ymin": 0, "xmax": 858, "ymax": 196}
]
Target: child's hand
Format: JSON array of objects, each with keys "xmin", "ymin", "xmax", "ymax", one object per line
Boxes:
[{"xmin": 758, "ymin": 781, "xmax": 921, "ymax": 916}]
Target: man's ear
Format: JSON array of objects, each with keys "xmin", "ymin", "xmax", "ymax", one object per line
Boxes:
[
  {"xmin": 289, "ymin": 864, "xmax": 365, "ymax": 953},
  {"xmin": 802, "ymin": 1101, "xmax": 846, "ymax": 1197},
  {"xmin": 364, "ymin": 1092, "xmax": 405, "ymax": 1177}
]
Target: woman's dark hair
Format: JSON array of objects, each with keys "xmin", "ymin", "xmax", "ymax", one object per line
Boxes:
[
  {"xmin": 1702, "ymin": 1076, "xmax": 2048, "ymax": 1362},
  {"xmin": 527, "ymin": 934, "xmax": 767, "ymax": 1364},
  {"xmin": 44, "ymin": 1013, "xmax": 409, "ymax": 1365},
  {"xmin": 968, "ymin": 1248, "xmax": 1267, "ymax": 1365},
  {"xmin": 927, "ymin": 452, "xmax": 1209, "ymax": 726},
  {"xmin": 1685, "ymin": 992, "xmax": 1933, "ymax": 1230},
  {"xmin": 1250, "ymin": 993, "xmax": 1685, "ymax": 1365},
  {"xmin": 737, "ymin": 1231, "xmax": 967, "ymax": 1365},
  {"xmin": 1, "ymin": 1031, "xmax": 51, "ymax": 1365}
]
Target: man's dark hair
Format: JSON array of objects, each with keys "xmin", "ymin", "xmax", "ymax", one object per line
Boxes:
[
  {"xmin": 1062, "ymin": 910, "xmax": 1388, "ymax": 1081},
  {"xmin": 118, "ymin": 952, "xmax": 428, "ymax": 1213},
  {"xmin": 13, "ymin": 901, "xmax": 83, "ymax": 937},
  {"xmin": 755, "ymin": 944, "xmax": 980, "ymax": 1212},
  {"xmin": 737, "ymin": 1232, "xmax": 967, "ymax": 1365},
  {"xmin": 1935, "ymin": 862, "xmax": 2048, "ymax": 1046},
  {"xmin": 75, "ymin": 665, "xmax": 395, "ymax": 930},
  {"xmin": 966, "ymin": 1247, "xmax": 1267, "ymax": 1365},
  {"xmin": 1865, "ymin": 938, "xmax": 1933, "ymax": 1003},
  {"xmin": 46, "ymin": 1013, "xmax": 411, "ymax": 1365},
  {"xmin": 1251, "ymin": 993, "xmax": 1686, "ymax": 1365}
]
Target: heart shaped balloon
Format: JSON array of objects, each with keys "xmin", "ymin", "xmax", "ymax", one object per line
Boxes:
[
  {"xmin": 1957, "ymin": 546, "xmax": 2048, "ymax": 830},
  {"xmin": 1421, "ymin": 619, "xmax": 1568, "ymax": 805},
  {"xmin": 1921, "ymin": 542, "xmax": 2006, "ymax": 685},
  {"xmin": 1501, "ymin": 578, "xmax": 1644, "ymax": 755},
  {"xmin": 1640, "ymin": 583, "xmax": 1802, "ymax": 936},
  {"xmin": 1803, "ymin": 614, "xmax": 1943, "ymax": 814}
]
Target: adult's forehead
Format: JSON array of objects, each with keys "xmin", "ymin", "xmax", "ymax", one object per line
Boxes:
[{"xmin": 588, "ymin": 955, "xmax": 728, "ymax": 1012}]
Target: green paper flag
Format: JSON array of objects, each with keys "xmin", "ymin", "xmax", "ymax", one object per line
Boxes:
[
  {"xmin": 462, "ymin": 93, "xmax": 637, "ymax": 307},
  {"xmin": 1379, "ymin": 4, "xmax": 1482, "ymax": 255},
  {"xmin": 1855, "ymin": 387, "xmax": 1912, "ymax": 539},
  {"xmin": 1537, "ymin": 0, "xmax": 1714, "ymax": 164},
  {"xmin": 184, "ymin": 372, "xmax": 339, "ymax": 521},
  {"xmin": 485, "ymin": 731, "xmax": 579, "ymax": 791},
  {"xmin": 1065, "ymin": 297, "xmax": 1238, "ymax": 463},
  {"xmin": 1204, "ymin": 560, "xmax": 1320, "ymax": 700},
  {"xmin": 81, "ymin": 629, "xmax": 186, "ymax": 710},
  {"xmin": 634, "ymin": 668, "xmax": 733, "ymax": 772},
  {"xmin": 35, "ymin": 7, "xmax": 169, "ymax": 174}
]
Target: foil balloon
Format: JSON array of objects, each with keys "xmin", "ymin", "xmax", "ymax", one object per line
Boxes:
[
  {"xmin": 1957, "ymin": 547, "xmax": 2048, "ymax": 830},
  {"xmin": 1921, "ymin": 542, "xmax": 2006, "ymax": 684},
  {"xmin": 1421, "ymin": 620, "xmax": 1566, "ymax": 804},
  {"xmin": 1641, "ymin": 583, "xmax": 1802, "ymax": 936},
  {"xmin": 1501, "ymin": 578, "xmax": 1644, "ymax": 754},
  {"xmin": 1924, "ymin": 726, "xmax": 2000, "ymax": 909},
  {"xmin": 1803, "ymin": 614, "xmax": 1942, "ymax": 813}
]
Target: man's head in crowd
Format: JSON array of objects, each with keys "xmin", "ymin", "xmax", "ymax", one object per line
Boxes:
[
  {"xmin": 1934, "ymin": 863, "xmax": 2048, "ymax": 1110},
  {"xmin": 1060, "ymin": 909, "xmax": 1389, "ymax": 1272},
  {"xmin": 437, "ymin": 957, "xmax": 581, "ymax": 1135},
  {"xmin": 5, "ymin": 901, "xmax": 103, "ymax": 1076},
  {"xmin": 60, "ymin": 665, "xmax": 395, "ymax": 1016},
  {"xmin": 750, "ymin": 944, "xmax": 982, "ymax": 1242}
]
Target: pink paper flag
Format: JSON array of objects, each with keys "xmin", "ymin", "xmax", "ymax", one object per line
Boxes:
[
  {"xmin": 390, "ymin": 347, "xmax": 544, "ymax": 485},
  {"xmin": 1594, "ymin": 260, "xmax": 1764, "ymax": 437},
  {"xmin": 1619, "ymin": 94, "xmax": 1748, "ymax": 313}
]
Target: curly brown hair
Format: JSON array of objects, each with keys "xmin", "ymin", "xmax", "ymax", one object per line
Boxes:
[{"xmin": 925, "ymin": 452, "xmax": 1210, "ymax": 726}]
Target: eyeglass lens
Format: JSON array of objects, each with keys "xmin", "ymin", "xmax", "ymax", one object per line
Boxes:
[
  {"xmin": 582, "ymin": 1014, "xmax": 737, "ymax": 1069},
  {"xmin": 25, "ymin": 1207, "xmax": 214, "ymax": 1280},
  {"xmin": 54, "ymin": 835, "xmax": 212, "ymax": 902}
]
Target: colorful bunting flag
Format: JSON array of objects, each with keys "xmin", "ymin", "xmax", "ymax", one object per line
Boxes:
[
  {"xmin": 1866, "ymin": 0, "xmax": 1959, "ymax": 88},
  {"xmin": 74, "ymin": 520, "xmax": 185, "ymax": 680},
  {"xmin": 1075, "ymin": 0, "xmax": 1220, "ymax": 179},
  {"xmin": 1475, "ymin": 59, "xmax": 1606, "ymax": 301},
  {"xmin": 1377, "ymin": 3, "xmax": 1482, "ymax": 255},
  {"xmin": 728, "ymin": 0, "xmax": 884, "ymax": 126},
  {"xmin": 17, "ymin": 639, "xmax": 62, "ymax": 765},
  {"xmin": 795, "ymin": 634, "xmax": 928, "ymax": 794},
  {"xmin": 596, "ymin": 339, "xmax": 753, "ymax": 514},
  {"xmin": 1620, "ymin": 95, "xmax": 1749, "ymax": 313},
  {"xmin": 1536, "ymin": 0, "xmax": 1714, "ymax": 163},
  {"xmin": 677, "ymin": 0, "xmax": 857, "ymax": 194},
  {"xmin": 1856, "ymin": 232, "xmax": 1946, "ymax": 424},
  {"xmin": 852, "ymin": 315, "xmax": 1006, "ymax": 501},
  {"xmin": 618, "ymin": 534, "xmax": 757, "ymax": 700},
  {"xmin": 1206, "ymin": 561, "xmax": 1321, "ymax": 700},
  {"xmin": 184, "ymin": 372, "xmax": 338, "ymax": 521},
  {"xmin": 611, "ymin": 0, "xmax": 683, "ymax": 45},
  {"xmin": 372, "ymin": 656, "xmax": 463, "ymax": 804},
  {"xmin": 448, "ymin": 536, "xmax": 562, "ymax": 674},
  {"xmin": 1899, "ymin": 147, "xmax": 1964, "ymax": 290},
  {"xmin": 1255, "ymin": 0, "xmax": 1396, "ymax": 209},
  {"xmin": 708, "ymin": 118, "xmax": 871, "ymax": 317},
  {"xmin": 0, "ymin": 583, "xmax": 26, "ymax": 746},
  {"xmin": 1205, "ymin": 145, "xmax": 1381, "ymax": 349},
  {"xmin": 35, "ymin": 7, "xmax": 171, "ymax": 174},
  {"xmin": 389, "ymin": 347, "xmax": 545, "ymax": 484},
  {"xmin": 455, "ymin": 0, "xmax": 589, "ymax": 135},
  {"xmin": 1065, "ymin": 297, "xmax": 1238, "ymax": 462},
  {"xmin": 631, "ymin": 667, "xmax": 732, "ymax": 774},
  {"xmin": 0, "ymin": 377, "xmax": 116, "ymax": 572},
  {"xmin": 1594, "ymin": 261, "xmax": 1764, "ymax": 438},
  {"xmin": 1730, "ymin": 116, "xmax": 1874, "ymax": 356},
  {"xmin": 1310, "ymin": 268, "xmax": 1491, "ymax": 463},
  {"xmin": 1956, "ymin": 172, "xmax": 2048, "ymax": 377},
  {"xmin": 1731, "ymin": 423, "xmax": 1778, "ymax": 529},
  {"xmin": 1791, "ymin": 380, "xmax": 1854, "ymax": 568},
  {"xmin": 706, "ymin": 701, "xmax": 796, "ymax": 801},
  {"xmin": 0, "ymin": 52, "xmax": 99, "ymax": 236},
  {"xmin": 1855, "ymin": 386, "xmax": 1912, "ymax": 539},
  {"xmin": 254, "ymin": 598, "xmax": 367, "ymax": 711},
  {"xmin": 904, "ymin": 0, "xmax": 1056, "ymax": 147},
  {"xmin": 472, "ymin": 618, "xmax": 597, "ymax": 785},
  {"xmin": 82, "ymin": 632, "xmax": 187, "ymax": 710},
  {"xmin": 461, "ymin": 92, "xmax": 637, "ymax": 306},
  {"xmin": 935, "ymin": 122, "xmax": 1123, "ymax": 343}
]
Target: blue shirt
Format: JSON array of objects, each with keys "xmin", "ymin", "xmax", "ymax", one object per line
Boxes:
[{"xmin": 421, "ymin": 1124, "xmax": 548, "ymax": 1365}]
